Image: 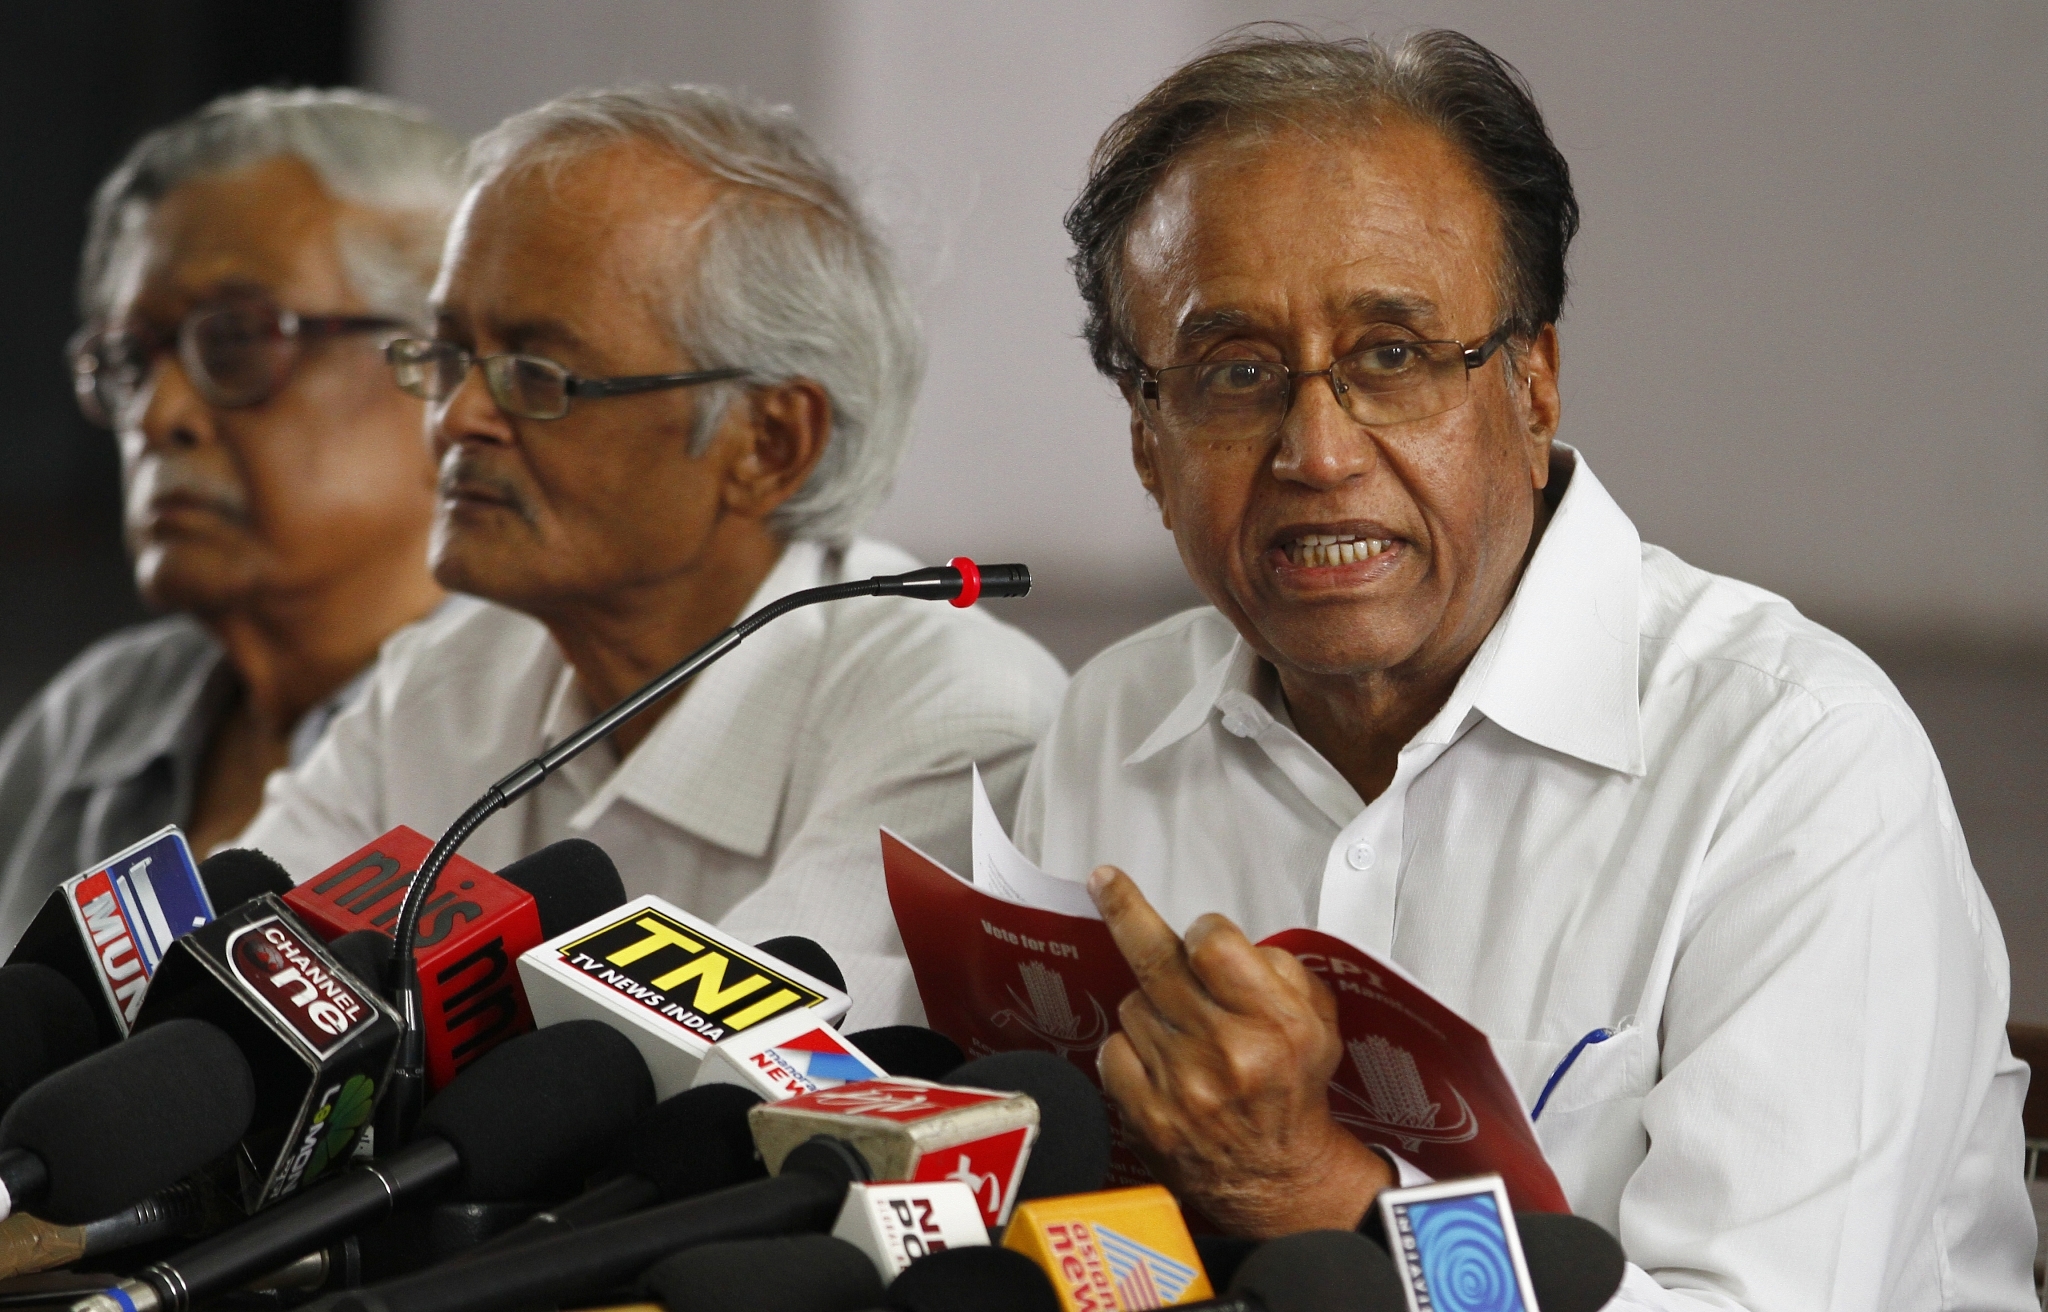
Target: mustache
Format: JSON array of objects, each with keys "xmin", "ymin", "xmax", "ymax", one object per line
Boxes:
[
  {"xmin": 126, "ymin": 458, "xmax": 250, "ymax": 525},
  {"xmin": 437, "ymin": 454, "xmax": 536, "ymax": 524}
]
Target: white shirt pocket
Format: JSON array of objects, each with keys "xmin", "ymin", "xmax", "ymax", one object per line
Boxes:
[{"xmin": 1494, "ymin": 1024, "xmax": 1657, "ymax": 1233}]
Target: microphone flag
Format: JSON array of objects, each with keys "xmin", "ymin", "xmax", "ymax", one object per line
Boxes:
[
  {"xmin": 9, "ymin": 827, "xmax": 209, "ymax": 1039},
  {"xmin": 749, "ymin": 1077, "xmax": 1038, "ymax": 1230},
  {"xmin": 284, "ymin": 826, "xmax": 541, "ymax": 1089},
  {"xmin": 691, "ymin": 1010, "xmax": 886, "ymax": 1102},
  {"xmin": 517, "ymin": 894, "xmax": 848, "ymax": 1099},
  {"xmin": 131, "ymin": 896, "xmax": 401, "ymax": 1210},
  {"xmin": 1002, "ymin": 1185, "xmax": 1213, "ymax": 1311},
  {"xmin": 830, "ymin": 1180, "xmax": 988, "ymax": 1281}
]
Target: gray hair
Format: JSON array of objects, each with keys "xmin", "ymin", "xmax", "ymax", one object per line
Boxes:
[
  {"xmin": 80, "ymin": 87, "xmax": 465, "ymax": 325},
  {"xmin": 466, "ymin": 84, "xmax": 923, "ymax": 544},
  {"xmin": 1066, "ymin": 27, "xmax": 1579, "ymax": 381}
]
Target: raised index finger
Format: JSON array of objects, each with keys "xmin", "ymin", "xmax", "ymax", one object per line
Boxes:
[{"xmin": 1088, "ymin": 865, "xmax": 1211, "ymax": 1026}]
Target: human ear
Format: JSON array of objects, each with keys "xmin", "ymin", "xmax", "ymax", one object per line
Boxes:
[
  {"xmin": 1124, "ymin": 381, "xmax": 1173, "ymax": 532},
  {"xmin": 721, "ymin": 378, "xmax": 832, "ymax": 520},
  {"xmin": 1517, "ymin": 323, "xmax": 1561, "ymax": 487}
]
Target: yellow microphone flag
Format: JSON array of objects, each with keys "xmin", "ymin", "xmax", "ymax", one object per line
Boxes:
[{"xmin": 1003, "ymin": 1185, "xmax": 1214, "ymax": 1310}]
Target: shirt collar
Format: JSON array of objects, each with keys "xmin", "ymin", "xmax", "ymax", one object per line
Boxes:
[
  {"xmin": 1126, "ymin": 445, "xmax": 1646, "ymax": 777},
  {"xmin": 566, "ymin": 540, "xmax": 838, "ymax": 857}
]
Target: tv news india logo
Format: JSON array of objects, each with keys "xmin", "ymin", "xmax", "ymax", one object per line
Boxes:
[{"xmin": 557, "ymin": 909, "xmax": 824, "ymax": 1042}]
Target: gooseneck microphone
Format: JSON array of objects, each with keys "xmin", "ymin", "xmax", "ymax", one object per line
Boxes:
[{"xmin": 378, "ymin": 558, "xmax": 1031, "ymax": 1142}]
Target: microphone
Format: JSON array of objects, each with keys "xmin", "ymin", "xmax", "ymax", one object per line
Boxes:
[
  {"xmin": 130, "ymin": 893, "xmax": 402, "ymax": 1210},
  {"xmin": 6, "ymin": 832, "xmax": 282, "ymax": 1043},
  {"xmin": 1002, "ymin": 1184, "xmax": 1214, "ymax": 1308},
  {"xmin": 845, "ymin": 1027, "xmax": 965, "ymax": 1081},
  {"xmin": 0, "ymin": 1018, "xmax": 254, "ymax": 1224},
  {"xmin": 308, "ymin": 1053, "xmax": 1106, "ymax": 1312},
  {"xmin": 381, "ymin": 559, "xmax": 1032, "ymax": 1142},
  {"xmin": 517, "ymin": 894, "xmax": 850, "ymax": 1099},
  {"xmin": 286, "ymin": 832, "xmax": 626, "ymax": 1086},
  {"xmin": 945, "ymin": 1053, "xmax": 1112, "ymax": 1208},
  {"xmin": 829, "ymin": 1180, "xmax": 989, "ymax": 1283},
  {"xmin": 442, "ymin": 1082, "xmax": 768, "ymax": 1263},
  {"xmin": 76, "ymin": 1019, "xmax": 654, "ymax": 1312},
  {"xmin": 1512, "ymin": 1212, "xmax": 1628, "ymax": 1312},
  {"xmin": 1175, "ymin": 1230, "xmax": 1406, "ymax": 1312},
  {"xmin": 639, "ymin": 1233, "xmax": 885, "ymax": 1312},
  {"xmin": 884, "ymin": 1245, "xmax": 1061, "ymax": 1312},
  {"xmin": 434, "ymin": 937, "xmax": 855, "ymax": 1262},
  {"xmin": 199, "ymin": 848, "xmax": 297, "ymax": 909},
  {"xmin": 0, "ymin": 966, "xmax": 99, "ymax": 1118},
  {"xmin": 691, "ymin": 1011, "xmax": 887, "ymax": 1102},
  {"xmin": 754, "ymin": 936, "xmax": 847, "ymax": 992},
  {"xmin": 0, "ymin": 1176, "xmax": 222, "ymax": 1280}
]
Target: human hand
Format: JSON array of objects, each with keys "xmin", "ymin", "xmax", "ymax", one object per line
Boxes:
[{"xmin": 1089, "ymin": 865, "xmax": 1392, "ymax": 1236}]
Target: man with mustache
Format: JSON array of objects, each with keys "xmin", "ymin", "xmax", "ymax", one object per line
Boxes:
[
  {"xmin": 0, "ymin": 90, "xmax": 461, "ymax": 950},
  {"xmin": 1019, "ymin": 30, "xmax": 2033, "ymax": 1308},
  {"xmin": 238, "ymin": 86, "xmax": 1064, "ymax": 1027}
]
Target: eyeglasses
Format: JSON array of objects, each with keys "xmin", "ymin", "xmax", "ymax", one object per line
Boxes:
[
  {"xmin": 384, "ymin": 338, "xmax": 751, "ymax": 421},
  {"xmin": 1135, "ymin": 325, "xmax": 1513, "ymax": 443},
  {"xmin": 67, "ymin": 296, "xmax": 407, "ymax": 428}
]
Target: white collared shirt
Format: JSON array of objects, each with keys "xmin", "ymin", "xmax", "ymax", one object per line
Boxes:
[
  {"xmin": 240, "ymin": 538, "xmax": 1067, "ymax": 1030},
  {"xmin": 1016, "ymin": 451, "xmax": 2034, "ymax": 1310}
]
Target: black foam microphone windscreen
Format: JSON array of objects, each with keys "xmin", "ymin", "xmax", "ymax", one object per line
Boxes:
[
  {"xmin": 197, "ymin": 849, "xmax": 294, "ymax": 912},
  {"xmin": 0, "ymin": 1018, "xmax": 254, "ymax": 1223},
  {"xmin": 496, "ymin": 840, "xmax": 626, "ymax": 938},
  {"xmin": 755, "ymin": 936, "xmax": 846, "ymax": 993},
  {"xmin": 944, "ymin": 1051, "xmax": 1111, "ymax": 1201},
  {"xmin": 326, "ymin": 931, "xmax": 395, "ymax": 995},
  {"xmin": 1226, "ymin": 1229, "xmax": 1405, "ymax": 1312},
  {"xmin": 845, "ymin": 1026, "xmax": 963, "ymax": 1080},
  {"xmin": 607, "ymin": 1083, "xmax": 766, "ymax": 1202},
  {"xmin": 0, "ymin": 965, "xmax": 100, "ymax": 1114},
  {"xmin": 419, "ymin": 1018, "xmax": 654, "ymax": 1202},
  {"xmin": 1515, "ymin": 1212, "xmax": 1628, "ymax": 1312},
  {"xmin": 885, "ymin": 1245, "xmax": 1060, "ymax": 1312},
  {"xmin": 640, "ymin": 1234, "xmax": 883, "ymax": 1312}
]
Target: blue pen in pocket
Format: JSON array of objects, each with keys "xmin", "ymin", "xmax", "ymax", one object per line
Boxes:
[{"xmin": 1531, "ymin": 1027, "xmax": 1614, "ymax": 1122}]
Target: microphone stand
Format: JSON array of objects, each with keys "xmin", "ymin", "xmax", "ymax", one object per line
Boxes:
[{"xmin": 375, "ymin": 558, "xmax": 1028, "ymax": 1145}]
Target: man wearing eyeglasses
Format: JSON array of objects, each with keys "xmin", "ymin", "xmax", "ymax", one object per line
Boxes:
[
  {"xmin": 0, "ymin": 90, "xmax": 463, "ymax": 950},
  {"xmin": 1016, "ymin": 31, "xmax": 2033, "ymax": 1309},
  {"xmin": 236, "ymin": 85, "xmax": 1065, "ymax": 1029}
]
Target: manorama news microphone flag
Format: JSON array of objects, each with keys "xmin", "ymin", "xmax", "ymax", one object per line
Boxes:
[{"xmin": 883, "ymin": 827, "xmax": 1571, "ymax": 1213}]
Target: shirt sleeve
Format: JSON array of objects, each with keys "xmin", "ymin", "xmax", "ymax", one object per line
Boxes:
[
  {"xmin": 235, "ymin": 651, "xmax": 398, "ymax": 881},
  {"xmin": 1610, "ymin": 696, "xmax": 2034, "ymax": 1311}
]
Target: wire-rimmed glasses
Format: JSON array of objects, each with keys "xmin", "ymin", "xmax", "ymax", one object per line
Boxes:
[
  {"xmin": 68, "ymin": 295, "xmax": 408, "ymax": 428},
  {"xmin": 1135, "ymin": 325, "xmax": 1513, "ymax": 442},
  {"xmin": 384, "ymin": 338, "xmax": 751, "ymax": 422}
]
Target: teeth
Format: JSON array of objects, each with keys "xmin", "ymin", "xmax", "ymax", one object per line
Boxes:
[{"xmin": 1286, "ymin": 536, "xmax": 1393, "ymax": 566}]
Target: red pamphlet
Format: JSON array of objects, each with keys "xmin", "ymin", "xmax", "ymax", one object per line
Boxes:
[{"xmin": 883, "ymin": 816, "xmax": 1568, "ymax": 1214}]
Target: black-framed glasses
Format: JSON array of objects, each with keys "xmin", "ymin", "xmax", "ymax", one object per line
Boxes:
[
  {"xmin": 67, "ymin": 296, "xmax": 407, "ymax": 429},
  {"xmin": 384, "ymin": 338, "xmax": 751, "ymax": 421},
  {"xmin": 1135, "ymin": 324, "xmax": 1514, "ymax": 442}
]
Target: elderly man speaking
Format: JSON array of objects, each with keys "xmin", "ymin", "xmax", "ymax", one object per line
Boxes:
[
  {"xmin": 1018, "ymin": 30, "xmax": 2033, "ymax": 1309},
  {"xmin": 241, "ymin": 86, "xmax": 1063, "ymax": 1028}
]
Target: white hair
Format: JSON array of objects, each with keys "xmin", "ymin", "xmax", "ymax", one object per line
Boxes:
[
  {"xmin": 466, "ymin": 84, "xmax": 924, "ymax": 544},
  {"xmin": 79, "ymin": 87, "xmax": 465, "ymax": 325}
]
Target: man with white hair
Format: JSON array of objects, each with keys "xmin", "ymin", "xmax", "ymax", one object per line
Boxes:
[
  {"xmin": 239, "ymin": 85, "xmax": 1066, "ymax": 1027},
  {"xmin": 0, "ymin": 89, "xmax": 461, "ymax": 950}
]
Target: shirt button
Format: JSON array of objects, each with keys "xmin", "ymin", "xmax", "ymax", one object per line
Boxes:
[{"xmin": 1345, "ymin": 841, "xmax": 1376, "ymax": 871}]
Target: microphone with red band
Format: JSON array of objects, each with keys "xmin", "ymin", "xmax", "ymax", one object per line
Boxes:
[{"xmin": 377, "ymin": 558, "xmax": 1031, "ymax": 1146}]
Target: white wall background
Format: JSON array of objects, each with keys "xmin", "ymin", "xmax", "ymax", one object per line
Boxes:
[{"xmin": 366, "ymin": 0, "xmax": 2048, "ymax": 642}]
